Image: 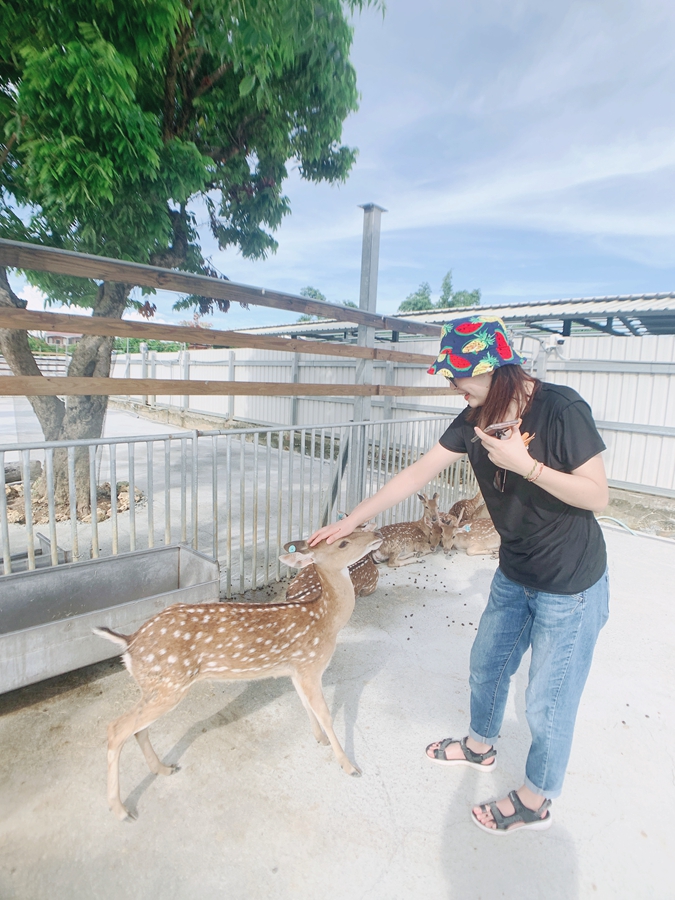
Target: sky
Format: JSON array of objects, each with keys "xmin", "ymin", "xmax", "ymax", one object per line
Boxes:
[{"xmin": 15, "ymin": 0, "xmax": 675, "ymax": 331}]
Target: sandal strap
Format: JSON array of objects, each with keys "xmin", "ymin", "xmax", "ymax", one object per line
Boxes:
[
  {"xmin": 430, "ymin": 736, "xmax": 497, "ymax": 763},
  {"xmin": 477, "ymin": 792, "xmax": 552, "ymax": 831},
  {"xmin": 505, "ymin": 791, "xmax": 552, "ymax": 825},
  {"xmin": 459, "ymin": 736, "xmax": 496, "ymax": 764}
]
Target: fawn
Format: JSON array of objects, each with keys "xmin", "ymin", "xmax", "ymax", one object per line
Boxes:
[
  {"xmin": 94, "ymin": 529, "xmax": 383, "ymax": 821},
  {"xmin": 286, "ymin": 523, "xmax": 379, "ymax": 603},
  {"xmin": 442, "ymin": 514, "xmax": 501, "ymax": 556},
  {"xmin": 372, "ymin": 492, "xmax": 442, "ymax": 567},
  {"xmin": 442, "ymin": 490, "xmax": 485, "ymax": 525}
]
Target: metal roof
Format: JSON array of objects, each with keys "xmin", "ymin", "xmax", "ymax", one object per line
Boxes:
[{"xmin": 237, "ymin": 292, "xmax": 675, "ymax": 340}]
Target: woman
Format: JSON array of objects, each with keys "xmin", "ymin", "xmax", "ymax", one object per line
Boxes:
[{"xmin": 309, "ymin": 314, "xmax": 609, "ymax": 834}]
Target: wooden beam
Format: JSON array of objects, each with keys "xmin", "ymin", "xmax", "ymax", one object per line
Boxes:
[
  {"xmin": 0, "ymin": 238, "xmax": 442, "ymax": 338},
  {"xmin": 0, "ymin": 308, "xmax": 436, "ymax": 366},
  {"xmin": 0, "ymin": 377, "xmax": 453, "ymax": 398}
]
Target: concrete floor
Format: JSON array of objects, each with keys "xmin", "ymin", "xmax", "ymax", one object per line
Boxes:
[{"xmin": 0, "ymin": 527, "xmax": 673, "ymax": 899}]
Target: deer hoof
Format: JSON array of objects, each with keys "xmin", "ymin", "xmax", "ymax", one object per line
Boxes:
[{"xmin": 350, "ymin": 767, "xmax": 362, "ymax": 778}]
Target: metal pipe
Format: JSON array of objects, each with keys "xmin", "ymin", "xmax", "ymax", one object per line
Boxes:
[
  {"xmin": 109, "ymin": 444, "xmax": 117, "ymax": 557},
  {"xmin": 22, "ymin": 450, "xmax": 35, "ymax": 570},
  {"xmin": 191, "ymin": 430, "xmax": 198, "ymax": 551},
  {"xmin": 45, "ymin": 449, "xmax": 58, "ymax": 566},
  {"xmin": 89, "ymin": 446, "xmax": 99, "ymax": 558},
  {"xmin": 0, "ymin": 451, "xmax": 11, "ymax": 574},
  {"xmin": 128, "ymin": 442, "xmax": 136, "ymax": 552},
  {"xmin": 146, "ymin": 441, "xmax": 154, "ymax": 549}
]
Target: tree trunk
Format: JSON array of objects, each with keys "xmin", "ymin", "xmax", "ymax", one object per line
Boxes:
[{"xmin": 0, "ymin": 268, "xmax": 130, "ymax": 514}]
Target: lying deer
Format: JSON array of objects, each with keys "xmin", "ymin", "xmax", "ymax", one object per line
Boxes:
[
  {"xmin": 372, "ymin": 492, "xmax": 442, "ymax": 567},
  {"xmin": 442, "ymin": 490, "xmax": 485, "ymax": 525},
  {"xmin": 442, "ymin": 514, "xmax": 501, "ymax": 557},
  {"xmin": 94, "ymin": 529, "xmax": 383, "ymax": 821}
]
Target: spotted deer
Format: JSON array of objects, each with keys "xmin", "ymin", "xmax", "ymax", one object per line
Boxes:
[
  {"xmin": 442, "ymin": 490, "xmax": 485, "ymax": 525},
  {"xmin": 372, "ymin": 492, "xmax": 442, "ymax": 567},
  {"xmin": 286, "ymin": 523, "xmax": 379, "ymax": 603},
  {"xmin": 94, "ymin": 529, "xmax": 383, "ymax": 821},
  {"xmin": 443, "ymin": 515, "xmax": 501, "ymax": 556}
]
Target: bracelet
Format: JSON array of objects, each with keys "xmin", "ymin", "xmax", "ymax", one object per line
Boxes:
[
  {"xmin": 523, "ymin": 460, "xmax": 538, "ymax": 480},
  {"xmin": 526, "ymin": 461, "xmax": 545, "ymax": 483}
]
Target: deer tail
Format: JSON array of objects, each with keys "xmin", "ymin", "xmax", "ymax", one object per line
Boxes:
[{"xmin": 92, "ymin": 626, "xmax": 129, "ymax": 650}]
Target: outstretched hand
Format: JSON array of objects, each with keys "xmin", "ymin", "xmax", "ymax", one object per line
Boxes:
[
  {"xmin": 308, "ymin": 516, "xmax": 358, "ymax": 547},
  {"xmin": 473, "ymin": 420, "xmax": 533, "ymax": 476}
]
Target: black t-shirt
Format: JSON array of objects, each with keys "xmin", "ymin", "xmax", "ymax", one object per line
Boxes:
[{"xmin": 439, "ymin": 382, "xmax": 607, "ymax": 594}]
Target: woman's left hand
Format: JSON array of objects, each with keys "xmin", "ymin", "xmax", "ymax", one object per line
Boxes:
[{"xmin": 473, "ymin": 421, "xmax": 534, "ymax": 477}]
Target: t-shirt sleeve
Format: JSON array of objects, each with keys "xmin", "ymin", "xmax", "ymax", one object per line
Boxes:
[
  {"xmin": 550, "ymin": 399, "xmax": 606, "ymax": 471},
  {"xmin": 439, "ymin": 409, "xmax": 469, "ymax": 454}
]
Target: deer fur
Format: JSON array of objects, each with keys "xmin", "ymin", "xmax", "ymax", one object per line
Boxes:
[
  {"xmin": 441, "ymin": 490, "xmax": 485, "ymax": 525},
  {"xmin": 443, "ymin": 515, "xmax": 501, "ymax": 556},
  {"xmin": 286, "ymin": 523, "xmax": 379, "ymax": 603},
  {"xmin": 94, "ymin": 529, "xmax": 383, "ymax": 821},
  {"xmin": 371, "ymin": 492, "xmax": 442, "ymax": 567}
]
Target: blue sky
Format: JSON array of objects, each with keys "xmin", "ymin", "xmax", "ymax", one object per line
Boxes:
[{"xmin": 18, "ymin": 0, "xmax": 675, "ymax": 330}]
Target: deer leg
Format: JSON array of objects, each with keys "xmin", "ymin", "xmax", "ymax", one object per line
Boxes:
[
  {"xmin": 387, "ymin": 553, "xmax": 421, "ymax": 567},
  {"xmin": 135, "ymin": 728, "xmax": 180, "ymax": 776},
  {"xmin": 292, "ymin": 678, "xmax": 329, "ymax": 745},
  {"xmin": 106, "ymin": 695, "xmax": 181, "ymax": 821},
  {"xmin": 291, "ymin": 674, "xmax": 361, "ymax": 776}
]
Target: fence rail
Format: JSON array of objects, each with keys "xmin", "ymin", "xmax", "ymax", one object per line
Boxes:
[{"xmin": 0, "ymin": 417, "xmax": 476, "ymax": 596}]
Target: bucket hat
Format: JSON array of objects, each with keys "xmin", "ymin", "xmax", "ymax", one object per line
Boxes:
[{"xmin": 427, "ymin": 315, "xmax": 525, "ymax": 379}]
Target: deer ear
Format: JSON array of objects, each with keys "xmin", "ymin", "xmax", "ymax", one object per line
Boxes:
[
  {"xmin": 457, "ymin": 509, "xmax": 464, "ymax": 524},
  {"xmin": 283, "ymin": 539, "xmax": 309, "ymax": 553},
  {"xmin": 432, "ymin": 492, "xmax": 439, "ymax": 501},
  {"xmin": 359, "ymin": 520, "xmax": 378, "ymax": 532},
  {"xmin": 279, "ymin": 551, "xmax": 315, "ymax": 569},
  {"xmin": 417, "ymin": 493, "xmax": 426, "ymax": 503}
]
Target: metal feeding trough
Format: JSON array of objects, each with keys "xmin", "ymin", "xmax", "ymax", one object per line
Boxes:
[{"xmin": 0, "ymin": 544, "xmax": 220, "ymax": 694}]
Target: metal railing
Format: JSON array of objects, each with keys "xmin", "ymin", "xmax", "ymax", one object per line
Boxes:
[{"xmin": 0, "ymin": 417, "xmax": 476, "ymax": 596}]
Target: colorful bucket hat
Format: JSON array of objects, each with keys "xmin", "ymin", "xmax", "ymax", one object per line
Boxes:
[{"xmin": 427, "ymin": 315, "xmax": 526, "ymax": 379}]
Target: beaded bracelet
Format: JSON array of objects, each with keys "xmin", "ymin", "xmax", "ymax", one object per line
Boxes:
[
  {"xmin": 526, "ymin": 461, "xmax": 545, "ymax": 483},
  {"xmin": 523, "ymin": 460, "xmax": 538, "ymax": 480}
]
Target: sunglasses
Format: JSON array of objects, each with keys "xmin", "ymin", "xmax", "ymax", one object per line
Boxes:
[{"xmin": 493, "ymin": 468, "xmax": 507, "ymax": 492}]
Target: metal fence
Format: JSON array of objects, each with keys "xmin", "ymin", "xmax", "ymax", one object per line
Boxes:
[
  {"xmin": 108, "ymin": 332, "xmax": 675, "ymax": 497},
  {"xmin": 0, "ymin": 417, "xmax": 476, "ymax": 596}
]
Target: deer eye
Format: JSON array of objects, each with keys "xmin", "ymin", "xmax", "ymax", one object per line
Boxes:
[{"xmin": 339, "ymin": 540, "xmax": 349, "ymax": 548}]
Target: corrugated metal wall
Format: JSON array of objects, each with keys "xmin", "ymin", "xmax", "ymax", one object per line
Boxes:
[{"xmin": 111, "ymin": 332, "xmax": 675, "ymax": 496}]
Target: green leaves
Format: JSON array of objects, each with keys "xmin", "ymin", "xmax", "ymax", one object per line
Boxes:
[{"xmin": 2, "ymin": 0, "xmax": 379, "ymax": 316}]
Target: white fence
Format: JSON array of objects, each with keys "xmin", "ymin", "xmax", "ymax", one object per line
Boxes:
[
  {"xmin": 110, "ymin": 332, "xmax": 675, "ymax": 497},
  {"xmin": 0, "ymin": 418, "xmax": 476, "ymax": 595}
]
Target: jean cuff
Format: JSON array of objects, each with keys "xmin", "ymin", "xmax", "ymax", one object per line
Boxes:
[
  {"xmin": 468, "ymin": 726, "xmax": 500, "ymax": 746},
  {"xmin": 524, "ymin": 774, "xmax": 562, "ymax": 800}
]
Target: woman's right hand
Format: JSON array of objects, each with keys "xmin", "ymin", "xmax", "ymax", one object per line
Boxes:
[{"xmin": 308, "ymin": 516, "xmax": 358, "ymax": 547}]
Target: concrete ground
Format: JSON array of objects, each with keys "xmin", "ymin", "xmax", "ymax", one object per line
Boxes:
[{"xmin": 0, "ymin": 526, "xmax": 673, "ymax": 899}]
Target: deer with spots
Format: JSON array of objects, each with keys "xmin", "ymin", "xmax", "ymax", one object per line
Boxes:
[
  {"xmin": 371, "ymin": 492, "xmax": 442, "ymax": 567},
  {"xmin": 286, "ymin": 523, "xmax": 380, "ymax": 603},
  {"xmin": 441, "ymin": 489, "xmax": 486, "ymax": 526},
  {"xmin": 94, "ymin": 529, "xmax": 383, "ymax": 821},
  {"xmin": 441, "ymin": 511, "xmax": 501, "ymax": 557}
]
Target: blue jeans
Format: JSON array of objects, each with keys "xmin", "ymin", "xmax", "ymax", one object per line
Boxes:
[{"xmin": 468, "ymin": 566, "xmax": 609, "ymax": 799}]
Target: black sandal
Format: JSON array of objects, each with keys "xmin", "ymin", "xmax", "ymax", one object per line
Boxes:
[
  {"xmin": 471, "ymin": 790, "xmax": 552, "ymax": 834},
  {"xmin": 425, "ymin": 736, "xmax": 497, "ymax": 770}
]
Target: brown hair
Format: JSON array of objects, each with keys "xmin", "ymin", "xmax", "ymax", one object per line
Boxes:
[{"xmin": 467, "ymin": 365, "xmax": 540, "ymax": 429}]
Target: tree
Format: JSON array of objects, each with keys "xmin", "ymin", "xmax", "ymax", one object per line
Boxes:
[
  {"xmin": 0, "ymin": 0, "xmax": 378, "ymax": 509},
  {"xmin": 397, "ymin": 271, "xmax": 481, "ymax": 313},
  {"xmin": 437, "ymin": 270, "xmax": 481, "ymax": 308},
  {"xmin": 296, "ymin": 286, "xmax": 356, "ymax": 322},
  {"xmin": 397, "ymin": 281, "xmax": 433, "ymax": 313},
  {"xmin": 297, "ymin": 285, "xmax": 327, "ymax": 322}
]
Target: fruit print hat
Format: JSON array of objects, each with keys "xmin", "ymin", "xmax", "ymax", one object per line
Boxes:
[{"xmin": 427, "ymin": 315, "xmax": 526, "ymax": 379}]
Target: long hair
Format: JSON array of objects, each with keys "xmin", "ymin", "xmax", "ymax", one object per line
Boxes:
[{"xmin": 466, "ymin": 365, "xmax": 540, "ymax": 429}]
